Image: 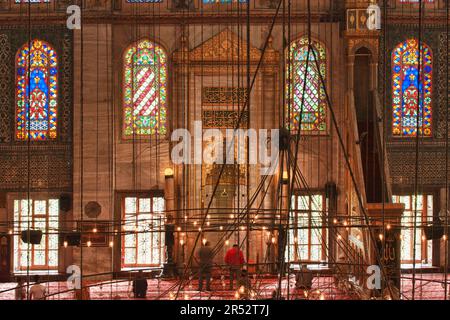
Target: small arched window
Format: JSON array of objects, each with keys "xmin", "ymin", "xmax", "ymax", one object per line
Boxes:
[
  {"xmin": 392, "ymin": 39, "xmax": 432, "ymax": 137},
  {"xmin": 15, "ymin": 39, "xmax": 58, "ymax": 141},
  {"xmin": 123, "ymin": 39, "xmax": 167, "ymax": 138},
  {"xmin": 286, "ymin": 37, "xmax": 327, "ymax": 133}
]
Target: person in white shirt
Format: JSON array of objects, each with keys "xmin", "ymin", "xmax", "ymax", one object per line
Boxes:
[{"xmin": 29, "ymin": 275, "xmax": 46, "ymax": 300}]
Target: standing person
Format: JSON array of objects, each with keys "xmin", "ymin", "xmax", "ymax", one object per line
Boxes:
[
  {"xmin": 197, "ymin": 241, "xmax": 214, "ymax": 291},
  {"xmin": 224, "ymin": 244, "xmax": 245, "ymax": 290},
  {"xmin": 295, "ymin": 264, "xmax": 313, "ymax": 290},
  {"xmin": 132, "ymin": 270, "xmax": 148, "ymax": 299},
  {"xmin": 15, "ymin": 278, "xmax": 26, "ymax": 300},
  {"xmin": 29, "ymin": 275, "xmax": 46, "ymax": 300}
]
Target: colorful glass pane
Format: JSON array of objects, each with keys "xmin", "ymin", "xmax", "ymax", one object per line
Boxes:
[
  {"xmin": 203, "ymin": 0, "xmax": 248, "ymax": 3},
  {"xmin": 15, "ymin": 0, "xmax": 51, "ymax": 3},
  {"xmin": 123, "ymin": 40, "xmax": 167, "ymax": 137},
  {"xmin": 126, "ymin": 0, "xmax": 162, "ymax": 2},
  {"xmin": 16, "ymin": 40, "xmax": 58, "ymax": 141},
  {"xmin": 392, "ymin": 39, "xmax": 432, "ymax": 137},
  {"xmin": 399, "ymin": 0, "xmax": 434, "ymax": 3},
  {"xmin": 287, "ymin": 37, "xmax": 327, "ymax": 132}
]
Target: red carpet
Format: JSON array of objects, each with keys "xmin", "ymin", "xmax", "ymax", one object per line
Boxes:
[{"xmin": 0, "ymin": 274, "xmax": 448, "ymax": 300}]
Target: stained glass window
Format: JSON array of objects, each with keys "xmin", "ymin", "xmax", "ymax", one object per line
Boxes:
[
  {"xmin": 392, "ymin": 195, "xmax": 433, "ymax": 264},
  {"xmin": 13, "ymin": 199, "xmax": 59, "ymax": 272},
  {"xmin": 399, "ymin": 0, "xmax": 434, "ymax": 3},
  {"xmin": 122, "ymin": 196, "xmax": 165, "ymax": 269},
  {"xmin": 392, "ymin": 39, "xmax": 432, "ymax": 137},
  {"xmin": 126, "ymin": 0, "xmax": 162, "ymax": 2},
  {"xmin": 287, "ymin": 194, "xmax": 327, "ymax": 262},
  {"xmin": 287, "ymin": 37, "xmax": 327, "ymax": 132},
  {"xmin": 123, "ymin": 40, "xmax": 167, "ymax": 137},
  {"xmin": 203, "ymin": 0, "xmax": 248, "ymax": 3},
  {"xmin": 14, "ymin": 0, "xmax": 50, "ymax": 3},
  {"xmin": 15, "ymin": 40, "xmax": 58, "ymax": 141}
]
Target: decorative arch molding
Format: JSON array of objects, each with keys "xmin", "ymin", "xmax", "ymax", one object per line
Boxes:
[{"xmin": 173, "ymin": 28, "xmax": 279, "ymax": 67}]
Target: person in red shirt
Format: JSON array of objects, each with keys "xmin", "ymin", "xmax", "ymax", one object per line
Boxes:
[{"xmin": 224, "ymin": 244, "xmax": 245, "ymax": 290}]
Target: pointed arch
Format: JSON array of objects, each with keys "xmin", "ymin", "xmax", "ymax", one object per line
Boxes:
[
  {"xmin": 15, "ymin": 39, "xmax": 58, "ymax": 141},
  {"xmin": 391, "ymin": 39, "xmax": 432, "ymax": 137},
  {"xmin": 286, "ymin": 37, "xmax": 327, "ymax": 133},
  {"xmin": 122, "ymin": 39, "xmax": 167, "ymax": 138}
]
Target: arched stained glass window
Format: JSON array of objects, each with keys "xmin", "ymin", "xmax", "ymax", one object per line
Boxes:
[
  {"xmin": 15, "ymin": 39, "xmax": 58, "ymax": 141},
  {"xmin": 123, "ymin": 39, "xmax": 167, "ymax": 137},
  {"xmin": 286, "ymin": 37, "xmax": 327, "ymax": 132},
  {"xmin": 392, "ymin": 39, "xmax": 432, "ymax": 137}
]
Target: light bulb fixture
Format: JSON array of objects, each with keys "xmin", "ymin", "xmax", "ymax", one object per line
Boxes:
[
  {"xmin": 164, "ymin": 167, "xmax": 174, "ymax": 178},
  {"xmin": 8, "ymin": 229, "xmax": 13, "ymax": 235},
  {"xmin": 282, "ymin": 171, "xmax": 289, "ymax": 184},
  {"xmin": 378, "ymin": 234, "xmax": 383, "ymax": 241},
  {"xmin": 177, "ymin": 227, "xmax": 181, "ymax": 232},
  {"xmin": 386, "ymin": 224, "xmax": 391, "ymax": 230},
  {"xmin": 87, "ymin": 240, "xmax": 92, "ymax": 247},
  {"xmin": 202, "ymin": 238, "xmax": 207, "ymax": 246},
  {"xmin": 225, "ymin": 240, "xmax": 230, "ymax": 246},
  {"xmin": 109, "ymin": 241, "xmax": 114, "ymax": 248},
  {"xmin": 219, "ymin": 226, "xmax": 223, "ymax": 231},
  {"xmin": 92, "ymin": 227, "xmax": 98, "ymax": 233},
  {"xmin": 271, "ymin": 237, "xmax": 276, "ymax": 244},
  {"xmin": 180, "ymin": 239, "xmax": 185, "ymax": 246},
  {"xmin": 63, "ymin": 241, "xmax": 68, "ymax": 248}
]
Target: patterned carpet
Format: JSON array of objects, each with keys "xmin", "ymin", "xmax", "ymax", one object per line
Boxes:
[{"xmin": 0, "ymin": 274, "xmax": 448, "ymax": 300}]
